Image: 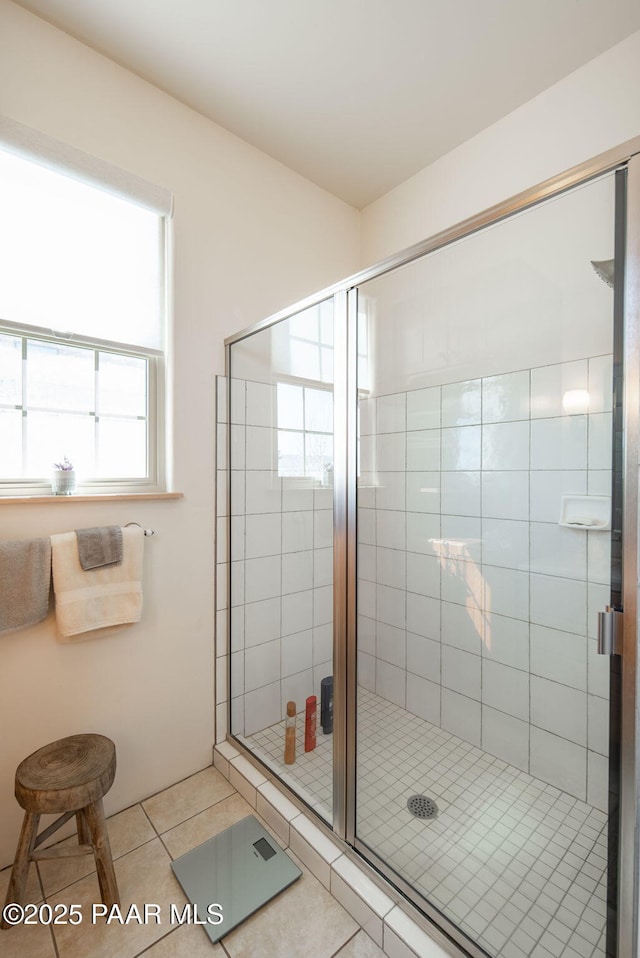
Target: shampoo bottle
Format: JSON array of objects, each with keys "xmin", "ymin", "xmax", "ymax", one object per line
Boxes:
[{"xmin": 284, "ymin": 701, "xmax": 296, "ymax": 764}]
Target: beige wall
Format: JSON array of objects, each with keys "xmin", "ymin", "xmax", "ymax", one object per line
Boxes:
[
  {"xmin": 0, "ymin": 0, "xmax": 359, "ymax": 867},
  {"xmin": 360, "ymin": 30, "xmax": 640, "ymax": 266}
]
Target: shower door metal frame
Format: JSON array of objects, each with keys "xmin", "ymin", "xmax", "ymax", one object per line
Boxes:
[{"xmin": 223, "ymin": 134, "xmax": 640, "ymax": 958}]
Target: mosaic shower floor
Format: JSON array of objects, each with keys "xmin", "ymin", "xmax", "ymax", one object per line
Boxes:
[{"xmin": 239, "ymin": 687, "xmax": 608, "ymax": 958}]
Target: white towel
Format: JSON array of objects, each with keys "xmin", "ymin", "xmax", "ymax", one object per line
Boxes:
[{"xmin": 51, "ymin": 525, "xmax": 144, "ymax": 639}]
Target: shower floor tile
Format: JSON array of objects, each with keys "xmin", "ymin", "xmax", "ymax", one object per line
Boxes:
[{"xmin": 240, "ymin": 688, "xmax": 608, "ymax": 958}]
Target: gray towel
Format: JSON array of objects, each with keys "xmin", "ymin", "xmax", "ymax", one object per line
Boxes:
[
  {"xmin": 0, "ymin": 537, "xmax": 52, "ymax": 636},
  {"xmin": 75, "ymin": 526, "xmax": 123, "ymax": 571}
]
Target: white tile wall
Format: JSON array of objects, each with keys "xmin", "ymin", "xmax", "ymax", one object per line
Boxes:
[{"xmin": 357, "ymin": 356, "xmax": 613, "ymax": 806}]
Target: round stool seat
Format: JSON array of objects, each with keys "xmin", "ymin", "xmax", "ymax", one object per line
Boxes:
[{"xmin": 16, "ymin": 734, "xmax": 116, "ymax": 814}]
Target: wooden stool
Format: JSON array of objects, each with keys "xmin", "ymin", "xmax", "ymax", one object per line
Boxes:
[{"xmin": 1, "ymin": 734, "xmax": 120, "ymax": 929}]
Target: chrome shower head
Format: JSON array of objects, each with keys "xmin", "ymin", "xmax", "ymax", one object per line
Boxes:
[{"xmin": 591, "ymin": 259, "xmax": 615, "ymax": 288}]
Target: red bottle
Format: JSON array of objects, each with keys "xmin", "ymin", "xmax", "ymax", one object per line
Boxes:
[{"xmin": 304, "ymin": 695, "xmax": 317, "ymax": 752}]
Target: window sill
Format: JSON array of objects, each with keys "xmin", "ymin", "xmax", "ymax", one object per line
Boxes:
[{"xmin": 0, "ymin": 492, "xmax": 184, "ymax": 505}]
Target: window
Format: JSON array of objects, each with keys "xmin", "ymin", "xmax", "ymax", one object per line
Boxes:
[
  {"xmin": 0, "ymin": 139, "xmax": 167, "ymax": 492},
  {"xmin": 277, "ymin": 382, "xmax": 333, "ymax": 480}
]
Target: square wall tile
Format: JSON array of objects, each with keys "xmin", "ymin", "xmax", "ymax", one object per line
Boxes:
[
  {"xmin": 406, "ymin": 552, "xmax": 440, "ymax": 598},
  {"xmin": 441, "ymin": 601, "xmax": 482, "ymax": 655},
  {"xmin": 244, "ymin": 597, "xmax": 280, "ymax": 647},
  {"xmin": 377, "ymin": 393, "xmax": 406, "ymax": 433},
  {"xmin": 244, "ymin": 682, "xmax": 281, "ymax": 735},
  {"xmin": 245, "ymin": 470, "xmax": 281, "ymax": 514},
  {"xmin": 406, "ymin": 471, "xmax": 440, "ymax": 513},
  {"xmin": 442, "ymin": 645, "xmax": 481, "ymax": 700},
  {"xmin": 442, "ymin": 379, "xmax": 481, "ymax": 427},
  {"xmin": 530, "ymin": 360, "xmax": 588, "ymax": 419},
  {"xmin": 376, "ymin": 433, "xmax": 406, "ymax": 471},
  {"xmin": 482, "ymin": 371, "xmax": 530, "ymax": 424},
  {"xmin": 281, "ymin": 630, "xmax": 313, "ymax": 677},
  {"xmin": 482, "ymin": 706, "xmax": 529, "ymax": 772},
  {"xmin": 377, "ymin": 510, "xmax": 406, "ymax": 550},
  {"xmin": 482, "ymin": 565, "xmax": 528, "ymax": 621},
  {"xmin": 588, "ymin": 693, "xmax": 609, "ymax": 756},
  {"xmin": 377, "ymin": 621, "xmax": 406, "ymax": 668},
  {"xmin": 245, "ymin": 425, "xmax": 276, "ymax": 470},
  {"xmin": 245, "ymin": 513, "xmax": 281, "ymax": 559},
  {"xmin": 530, "ymin": 470, "xmax": 587, "ymax": 523},
  {"xmin": 441, "ymin": 425, "xmax": 481, "ymax": 470},
  {"xmin": 482, "ymin": 518, "xmax": 529, "ymax": 571},
  {"xmin": 482, "ymin": 421, "xmax": 529, "ymax": 470},
  {"xmin": 377, "ymin": 584, "xmax": 406, "ymax": 630},
  {"xmin": 530, "ymin": 573, "xmax": 586, "ymax": 635},
  {"xmin": 406, "ymin": 592, "xmax": 440, "ymax": 641},
  {"xmin": 406, "ymin": 673, "xmax": 441, "ymax": 725},
  {"xmin": 282, "ymin": 550, "xmax": 314, "ymax": 594},
  {"xmin": 282, "ymin": 511, "xmax": 314, "ymax": 552},
  {"xmin": 377, "ymin": 546, "xmax": 406, "ymax": 590},
  {"xmin": 587, "ymin": 750, "xmax": 608, "ymax": 812},
  {"xmin": 406, "ymin": 512, "xmax": 440, "ymax": 556},
  {"xmin": 440, "ymin": 515, "xmax": 481, "ymax": 564},
  {"xmin": 482, "ymin": 471, "xmax": 529, "ymax": 521},
  {"xmin": 358, "ymin": 543, "xmax": 376, "ymax": 584},
  {"xmin": 530, "ymin": 522, "xmax": 587, "ymax": 580},
  {"xmin": 230, "ymin": 378, "xmax": 246, "ymax": 424},
  {"xmin": 245, "ymin": 639, "xmax": 281, "ymax": 692},
  {"xmin": 530, "ymin": 726, "xmax": 587, "ymax": 800},
  {"xmin": 530, "ymin": 416, "xmax": 588, "ymax": 470},
  {"xmin": 282, "ymin": 590, "xmax": 313, "ymax": 635},
  {"xmin": 440, "ymin": 556, "xmax": 482, "ymax": 609},
  {"xmin": 377, "ymin": 471, "xmax": 407, "ymax": 511},
  {"xmin": 441, "ymin": 689, "xmax": 481, "ymax": 746},
  {"xmin": 406, "ymin": 429, "xmax": 441, "ymax": 470},
  {"xmin": 530, "ymin": 623, "xmax": 587, "ymax": 691},
  {"xmin": 407, "ymin": 386, "xmax": 440, "ymax": 430},
  {"xmin": 245, "ymin": 555, "xmax": 281, "ymax": 603},
  {"xmin": 531, "ymin": 676, "xmax": 587, "ymax": 745},
  {"xmin": 482, "ymin": 659, "xmax": 529, "ymax": 721},
  {"xmin": 440, "ymin": 471, "xmax": 481, "ymax": 517},
  {"xmin": 359, "ymin": 397, "xmax": 376, "ymax": 436},
  {"xmin": 406, "ymin": 633, "xmax": 440, "ymax": 683},
  {"xmin": 376, "ymin": 660, "xmax": 406, "ymax": 707},
  {"xmin": 483, "ymin": 613, "xmax": 529, "ymax": 671}
]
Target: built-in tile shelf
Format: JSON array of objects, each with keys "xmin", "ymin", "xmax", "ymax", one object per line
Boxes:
[{"xmin": 214, "ymin": 740, "xmax": 462, "ymax": 958}]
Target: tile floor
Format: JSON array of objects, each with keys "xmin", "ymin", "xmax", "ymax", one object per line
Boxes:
[
  {"xmin": 241, "ymin": 688, "xmax": 609, "ymax": 958},
  {"xmin": 0, "ymin": 766, "xmax": 384, "ymax": 958}
]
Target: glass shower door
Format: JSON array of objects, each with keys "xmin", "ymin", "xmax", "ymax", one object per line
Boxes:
[
  {"xmin": 353, "ymin": 172, "xmax": 619, "ymax": 958},
  {"xmin": 228, "ymin": 299, "xmax": 336, "ymax": 823}
]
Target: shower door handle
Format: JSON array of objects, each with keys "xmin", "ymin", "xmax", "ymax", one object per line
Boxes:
[{"xmin": 597, "ymin": 607, "xmax": 623, "ymax": 655}]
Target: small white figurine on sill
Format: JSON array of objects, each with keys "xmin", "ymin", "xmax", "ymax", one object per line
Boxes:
[{"xmin": 51, "ymin": 456, "xmax": 76, "ymax": 496}]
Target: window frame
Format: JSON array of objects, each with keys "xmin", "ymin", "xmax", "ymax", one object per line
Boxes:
[{"xmin": 0, "ymin": 318, "xmax": 164, "ymax": 496}]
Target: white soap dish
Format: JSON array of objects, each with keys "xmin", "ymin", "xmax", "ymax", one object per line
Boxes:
[{"xmin": 559, "ymin": 495, "xmax": 610, "ymax": 530}]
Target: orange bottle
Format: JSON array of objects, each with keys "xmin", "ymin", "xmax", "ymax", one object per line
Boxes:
[{"xmin": 284, "ymin": 701, "xmax": 296, "ymax": 764}]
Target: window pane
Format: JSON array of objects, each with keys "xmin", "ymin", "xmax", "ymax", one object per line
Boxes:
[
  {"xmin": 305, "ymin": 432, "xmax": 333, "ymax": 479},
  {"xmin": 27, "ymin": 340, "xmax": 94, "ymax": 412},
  {"xmin": 26, "ymin": 411, "xmax": 95, "ymax": 477},
  {"xmin": 99, "ymin": 353, "xmax": 147, "ymax": 417},
  {"xmin": 0, "ymin": 410, "xmax": 22, "ymax": 476},
  {"xmin": 319, "ymin": 303, "xmax": 333, "ymax": 345},
  {"xmin": 98, "ymin": 418, "xmax": 147, "ymax": 477},
  {"xmin": 277, "ymin": 382, "xmax": 303, "ymax": 430},
  {"xmin": 305, "ymin": 387, "xmax": 333, "ymax": 433},
  {"xmin": 0, "ymin": 334, "xmax": 21, "ymax": 404},
  {"xmin": 277, "ymin": 430, "xmax": 304, "ymax": 476}
]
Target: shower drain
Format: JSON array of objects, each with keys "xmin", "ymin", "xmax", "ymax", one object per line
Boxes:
[{"xmin": 407, "ymin": 794, "xmax": 438, "ymax": 820}]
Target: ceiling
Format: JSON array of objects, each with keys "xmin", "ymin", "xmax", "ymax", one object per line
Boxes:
[{"xmin": 13, "ymin": 0, "xmax": 640, "ymax": 208}]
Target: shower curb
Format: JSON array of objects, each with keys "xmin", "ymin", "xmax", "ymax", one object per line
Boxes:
[{"xmin": 213, "ymin": 741, "xmax": 463, "ymax": 958}]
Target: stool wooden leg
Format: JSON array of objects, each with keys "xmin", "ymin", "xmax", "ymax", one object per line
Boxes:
[
  {"xmin": 1, "ymin": 812, "xmax": 40, "ymax": 929},
  {"xmin": 76, "ymin": 809, "xmax": 91, "ymax": 846},
  {"xmin": 84, "ymin": 799, "xmax": 120, "ymax": 908}
]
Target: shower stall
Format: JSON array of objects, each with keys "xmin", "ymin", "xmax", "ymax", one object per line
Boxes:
[{"xmin": 219, "ymin": 140, "xmax": 640, "ymax": 958}]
